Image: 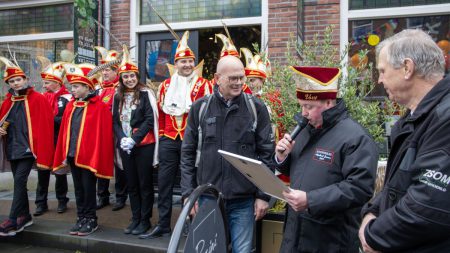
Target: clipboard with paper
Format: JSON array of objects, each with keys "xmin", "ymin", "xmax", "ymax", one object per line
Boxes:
[{"xmin": 218, "ymin": 149, "xmax": 290, "ymax": 201}]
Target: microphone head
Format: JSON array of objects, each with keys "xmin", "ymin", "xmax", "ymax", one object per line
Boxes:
[
  {"xmin": 289, "ymin": 115, "xmax": 309, "ymax": 141},
  {"xmin": 294, "ymin": 113, "xmax": 309, "ymax": 128}
]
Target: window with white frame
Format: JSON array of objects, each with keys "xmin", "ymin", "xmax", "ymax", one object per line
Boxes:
[{"xmin": 140, "ymin": 0, "xmax": 262, "ymax": 25}]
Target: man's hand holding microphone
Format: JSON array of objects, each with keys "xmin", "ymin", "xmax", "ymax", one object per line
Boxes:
[
  {"xmin": 275, "ymin": 116, "xmax": 308, "ymax": 162},
  {"xmin": 276, "ymin": 116, "xmax": 310, "ymax": 212}
]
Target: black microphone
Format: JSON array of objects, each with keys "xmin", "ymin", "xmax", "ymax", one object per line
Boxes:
[
  {"xmin": 289, "ymin": 116, "xmax": 309, "ymax": 142},
  {"xmin": 279, "ymin": 116, "xmax": 309, "ymax": 152}
]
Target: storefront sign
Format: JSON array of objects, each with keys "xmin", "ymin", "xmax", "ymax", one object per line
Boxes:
[{"xmin": 73, "ymin": 0, "xmax": 98, "ymax": 64}]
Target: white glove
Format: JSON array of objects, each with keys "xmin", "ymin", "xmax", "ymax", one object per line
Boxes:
[
  {"xmin": 120, "ymin": 137, "xmax": 135, "ymax": 152},
  {"xmin": 120, "ymin": 137, "xmax": 128, "ymax": 150},
  {"xmin": 121, "ymin": 137, "xmax": 136, "ymax": 150}
]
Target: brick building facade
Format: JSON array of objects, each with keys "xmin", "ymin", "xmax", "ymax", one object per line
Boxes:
[{"xmin": 0, "ymin": 0, "xmax": 449, "ymax": 90}]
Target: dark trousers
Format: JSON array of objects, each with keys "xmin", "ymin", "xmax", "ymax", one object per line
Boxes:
[
  {"xmin": 97, "ymin": 178, "xmax": 110, "ymax": 202},
  {"xmin": 157, "ymin": 137, "xmax": 182, "ymax": 228},
  {"xmin": 97, "ymin": 165, "xmax": 127, "ymax": 203},
  {"xmin": 120, "ymin": 144, "xmax": 155, "ymax": 222},
  {"xmin": 68, "ymin": 158, "xmax": 97, "ymax": 219},
  {"xmin": 114, "ymin": 164, "xmax": 128, "ymax": 203},
  {"xmin": 9, "ymin": 158, "xmax": 35, "ymax": 219},
  {"xmin": 35, "ymin": 170, "xmax": 68, "ymax": 206}
]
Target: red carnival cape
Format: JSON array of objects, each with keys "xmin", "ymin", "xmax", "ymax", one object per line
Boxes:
[
  {"xmin": 0, "ymin": 88, "xmax": 54, "ymax": 169},
  {"xmin": 44, "ymin": 86, "xmax": 70, "ymax": 116},
  {"xmin": 53, "ymin": 96, "xmax": 114, "ymax": 178},
  {"xmin": 99, "ymin": 77, "xmax": 118, "ymax": 111}
]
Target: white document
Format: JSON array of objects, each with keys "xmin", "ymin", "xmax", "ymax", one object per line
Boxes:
[{"xmin": 218, "ymin": 149, "xmax": 289, "ymax": 201}]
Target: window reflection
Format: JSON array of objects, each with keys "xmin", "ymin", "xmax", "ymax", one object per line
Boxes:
[
  {"xmin": 0, "ymin": 4, "xmax": 73, "ymax": 36},
  {"xmin": 0, "ymin": 39, "xmax": 74, "ymax": 98}
]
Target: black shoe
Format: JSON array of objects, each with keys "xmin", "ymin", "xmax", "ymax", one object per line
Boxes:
[
  {"xmin": 139, "ymin": 225, "xmax": 170, "ymax": 239},
  {"xmin": 96, "ymin": 199, "xmax": 110, "ymax": 210},
  {"xmin": 124, "ymin": 220, "xmax": 139, "ymax": 234},
  {"xmin": 57, "ymin": 200, "xmax": 68, "ymax": 213},
  {"xmin": 112, "ymin": 201, "xmax": 125, "ymax": 211},
  {"xmin": 69, "ymin": 217, "xmax": 85, "ymax": 235},
  {"xmin": 33, "ymin": 205, "xmax": 48, "ymax": 217},
  {"xmin": 78, "ymin": 218, "xmax": 98, "ymax": 236},
  {"xmin": 131, "ymin": 221, "xmax": 151, "ymax": 235}
]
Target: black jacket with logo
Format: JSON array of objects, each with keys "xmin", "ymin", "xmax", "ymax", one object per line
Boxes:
[
  {"xmin": 180, "ymin": 88, "xmax": 274, "ymax": 201},
  {"xmin": 275, "ymin": 99, "xmax": 378, "ymax": 253},
  {"xmin": 362, "ymin": 77, "xmax": 450, "ymax": 253}
]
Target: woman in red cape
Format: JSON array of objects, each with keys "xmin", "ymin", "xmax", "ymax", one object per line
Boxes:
[{"xmin": 0, "ymin": 56, "xmax": 54, "ymax": 237}]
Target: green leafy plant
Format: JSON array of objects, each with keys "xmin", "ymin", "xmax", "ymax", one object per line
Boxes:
[
  {"xmin": 264, "ymin": 25, "xmax": 399, "ymax": 143},
  {"xmin": 74, "ymin": 0, "xmax": 97, "ymax": 29}
]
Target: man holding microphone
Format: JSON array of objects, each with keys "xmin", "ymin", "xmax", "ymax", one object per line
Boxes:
[{"xmin": 274, "ymin": 66, "xmax": 378, "ymax": 253}]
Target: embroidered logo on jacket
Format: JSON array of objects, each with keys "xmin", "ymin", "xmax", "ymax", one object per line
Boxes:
[
  {"xmin": 419, "ymin": 169, "xmax": 450, "ymax": 192},
  {"xmin": 102, "ymin": 94, "xmax": 112, "ymax": 103},
  {"xmin": 313, "ymin": 148, "xmax": 334, "ymax": 164}
]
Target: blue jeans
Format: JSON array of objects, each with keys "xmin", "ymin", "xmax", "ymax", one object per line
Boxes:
[{"xmin": 199, "ymin": 196, "xmax": 254, "ymax": 253}]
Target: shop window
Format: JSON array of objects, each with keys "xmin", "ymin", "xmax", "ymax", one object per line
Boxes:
[
  {"xmin": 0, "ymin": 4, "xmax": 73, "ymax": 36},
  {"xmin": 140, "ymin": 0, "xmax": 261, "ymax": 25},
  {"xmin": 142, "ymin": 26, "xmax": 261, "ymax": 83},
  {"xmin": 0, "ymin": 39, "xmax": 74, "ymax": 98},
  {"xmin": 348, "ymin": 14, "xmax": 450, "ymax": 98},
  {"xmin": 349, "ymin": 0, "xmax": 448, "ymax": 10}
]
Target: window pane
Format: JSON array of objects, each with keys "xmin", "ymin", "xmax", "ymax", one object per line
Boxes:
[
  {"xmin": 348, "ymin": 14, "xmax": 450, "ymax": 98},
  {"xmin": 0, "ymin": 4, "xmax": 73, "ymax": 36},
  {"xmin": 140, "ymin": 0, "xmax": 261, "ymax": 25},
  {"xmin": 0, "ymin": 39, "xmax": 74, "ymax": 97},
  {"xmin": 350, "ymin": 0, "xmax": 447, "ymax": 10}
]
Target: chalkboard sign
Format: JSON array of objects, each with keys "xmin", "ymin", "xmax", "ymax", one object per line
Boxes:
[
  {"xmin": 184, "ymin": 197, "xmax": 227, "ymax": 253},
  {"xmin": 73, "ymin": 1, "xmax": 98, "ymax": 64}
]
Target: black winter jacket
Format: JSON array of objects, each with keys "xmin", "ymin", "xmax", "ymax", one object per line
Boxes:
[
  {"xmin": 362, "ymin": 77, "xmax": 450, "ymax": 253},
  {"xmin": 180, "ymin": 88, "xmax": 274, "ymax": 201},
  {"xmin": 275, "ymin": 99, "xmax": 378, "ymax": 253},
  {"xmin": 54, "ymin": 94, "xmax": 71, "ymax": 145}
]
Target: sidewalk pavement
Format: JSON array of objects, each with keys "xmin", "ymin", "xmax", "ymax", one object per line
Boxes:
[{"xmin": 0, "ymin": 170, "xmax": 184, "ymax": 253}]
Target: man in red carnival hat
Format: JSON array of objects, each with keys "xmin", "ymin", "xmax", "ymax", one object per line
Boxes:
[
  {"xmin": 140, "ymin": 31, "xmax": 211, "ymax": 239},
  {"xmin": 274, "ymin": 66, "xmax": 378, "ymax": 252},
  {"xmin": 94, "ymin": 46, "xmax": 127, "ymax": 211},
  {"xmin": 33, "ymin": 58, "xmax": 72, "ymax": 216},
  {"xmin": 0, "ymin": 56, "xmax": 54, "ymax": 236}
]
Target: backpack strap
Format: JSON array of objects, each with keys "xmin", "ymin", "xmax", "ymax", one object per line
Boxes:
[
  {"xmin": 244, "ymin": 93, "xmax": 258, "ymax": 132},
  {"xmin": 195, "ymin": 94, "xmax": 213, "ymax": 167}
]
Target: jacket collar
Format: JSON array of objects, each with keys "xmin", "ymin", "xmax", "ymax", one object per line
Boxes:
[
  {"xmin": 213, "ymin": 83, "xmax": 242, "ymax": 107},
  {"xmin": 320, "ymin": 98, "xmax": 348, "ymax": 129},
  {"xmin": 407, "ymin": 76, "xmax": 450, "ymax": 123}
]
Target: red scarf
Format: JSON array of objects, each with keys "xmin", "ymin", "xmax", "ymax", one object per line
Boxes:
[
  {"xmin": 44, "ymin": 86, "xmax": 70, "ymax": 116},
  {"xmin": 102, "ymin": 75, "xmax": 119, "ymax": 88}
]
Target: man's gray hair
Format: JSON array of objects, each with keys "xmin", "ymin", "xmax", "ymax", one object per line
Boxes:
[{"xmin": 376, "ymin": 29, "xmax": 445, "ymax": 81}]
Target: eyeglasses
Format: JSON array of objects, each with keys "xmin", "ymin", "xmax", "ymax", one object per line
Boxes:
[{"xmin": 220, "ymin": 74, "xmax": 247, "ymax": 83}]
